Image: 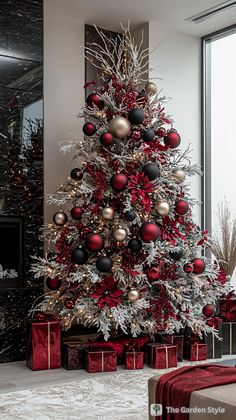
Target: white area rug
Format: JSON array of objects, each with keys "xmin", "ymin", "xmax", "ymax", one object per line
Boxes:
[{"xmin": 0, "ymin": 369, "xmax": 152, "ymax": 420}]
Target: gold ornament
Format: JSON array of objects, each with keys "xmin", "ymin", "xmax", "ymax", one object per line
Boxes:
[
  {"xmin": 102, "ymin": 206, "xmax": 114, "ymax": 221},
  {"xmin": 109, "ymin": 116, "xmax": 130, "ymax": 138},
  {"xmin": 172, "ymin": 169, "xmax": 186, "ymax": 183},
  {"xmin": 145, "ymin": 81, "xmax": 158, "ymax": 96},
  {"xmin": 53, "ymin": 211, "xmax": 68, "ymax": 226},
  {"xmin": 155, "ymin": 201, "xmax": 170, "ymax": 216},
  {"xmin": 128, "ymin": 289, "xmax": 139, "ymax": 301},
  {"xmin": 113, "ymin": 226, "xmax": 127, "ymax": 242}
]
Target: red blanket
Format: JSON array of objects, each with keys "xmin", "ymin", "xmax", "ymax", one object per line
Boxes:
[{"xmin": 155, "ymin": 364, "xmax": 236, "ymax": 420}]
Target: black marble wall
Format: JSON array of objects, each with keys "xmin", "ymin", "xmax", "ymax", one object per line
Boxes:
[{"xmin": 0, "ymin": 0, "xmax": 43, "ymax": 362}]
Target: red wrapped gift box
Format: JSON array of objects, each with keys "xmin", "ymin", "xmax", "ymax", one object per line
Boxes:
[
  {"xmin": 148, "ymin": 344, "xmax": 177, "ymax": 369},
  {"xmin": 125, "ymin": 351, "xmax": 144, "ymax": 370},
  {"xmin": 184, "ymin": 343, "xmax": 207, "ymax": 361},
  {"xmin": 86, "ymin": 349, "xmax": 117, "ymax": 373},
  {"xmin": 62, "ymin": 343, "xmax": 87, "ymax": 370},
  {"xmin": 26, "ymin": 314, "xmax": 61, "ymax": 370},
  {"xmin": 219, "ymin": 291, "xmax": 236, "ymax": 321},
  {"xmin": 157, "ymin": 333, "xmax": 184, "ymax": 362}
]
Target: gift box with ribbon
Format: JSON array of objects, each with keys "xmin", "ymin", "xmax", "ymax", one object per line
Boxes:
[
  {"xmin": 86, "ymin": 349, "xmax": 117, "ymax": 373},
  {"xmin": 62, "ymin": 343, "xmax": 88, "ymax": 370},
  {"xmin": 184, "ymin": 343, "xmax": 207, "ymax": 361},
  {"xmin": 222, "ymin": 322, "xmax": 236, "ymax": 355},
  {"xmin": 148, "ymin": 343, "xmax": 177, "ymax": 369},
  {"xmin": 204, "ymin": 318, "xmax": 222, "ymax": 359},
  {"xmin": 125, "ymin": 350, "xmax": 144, "ymax": 370},
  {"xmin": 26, "ymin": 313, "xmax": 61, "ymax": 370},
  {"xmin": 219, "ymin": 291, "xmax": 236, "ymax": 322},
  {"xmin": 156, "ymin": 333, "xmax": 184, "ymax": 361}
]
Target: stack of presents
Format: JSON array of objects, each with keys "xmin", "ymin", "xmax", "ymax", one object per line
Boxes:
[{"xmin": 26, "ymin": 292, "xmax": 236, "ymax": 372}]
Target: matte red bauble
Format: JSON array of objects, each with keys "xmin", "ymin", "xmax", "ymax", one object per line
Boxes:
[
  {"xmin": 70, "ymin": 206, "xmax": 83, "ymax": 220},
  {"xmin": 85, "ymin": 233, "xmax": 104, "ymax": 252},
  {"xmin": 83, "ymin": 122, "xmax": 96, "ymax": 136},
  {"xmin": 175, "ymin": 199, "xmax": 189, "ymax": 215},
  {"xmin": 202, "ymin": 304, "xmax": 215, "ymax": 318},
  {"xmin": 86, "ymin": 93, "xmax": 104, "ymax": 110},
  {"xmin": 110, "ymin": 173, "xmax": 128, "ymax": 191},
  {"xmin": 100, "ymin": 132, "xmax": 113, "ymax": 146},
  {"xmin": 192, "ymin": 258, "xmax": 206, "ymax": 274},
  {"xmin": 146, "ymin": 266, "xmax": 160, "ymax": 280},
  {"xmin": 183, "ymin": 263, "xmax": 193, "ymax": 273},
  {"xmin": 46, "ymin": 277, "xmax": 61, "ymax": 290},
  {"xmin": 139, "ymin": 222, "xmax": 159, "ymax": 243},
  {"xmin": 64, "ymin": 298, "xmax": 75, "ymax": 310},
  {"xmin": 164, "ymin": 130, "xmax": 181, "ymax": 148},
  {"xmin": 156, "ymin": 127, "xmax": 166, "ymax": 138}
]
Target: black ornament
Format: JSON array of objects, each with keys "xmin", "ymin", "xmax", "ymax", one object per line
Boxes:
[
  {"xmin": 128, "ymin": 238, "xmax": 142, "ymax": 253},
  {"xmin": 70, "ymin": 168, "xmax": 83, "ymax": 181},
  {"xmin": 142, "ymin": 162, "xmax": 160, "ymax": 181},
  {"xmin": 124, "ymin": 210, "xmax": 136, "ymax": 222},
  {"xmin": 137, "ymin": 89, "xmax": 148, "ymax": 102},
  {"xmin": 96, "ymin": 256, "xmax": 113, "ymax": 273},
  {"xmin": 169, "ymin": 249, "xmax": 184, "ymax": 260},
  {"xmin": 142, "ymin": 128, "xmax": 155, "ymax": 142},
  {"xmin": 128, "ymin": 108, "xmax": 145, "ymax": 125},
  {"xmin": 71, "ymin": 247, "xmax": 88, "ymax": 264}
]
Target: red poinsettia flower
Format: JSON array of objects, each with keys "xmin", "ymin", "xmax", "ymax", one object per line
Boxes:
[
  {"xmin": 128, "ymin": 171, "xmax": 154, "ymax": 212},
  {"xmin": 91, "ymin": 275, "xmax": 124, "ymax": 309}
]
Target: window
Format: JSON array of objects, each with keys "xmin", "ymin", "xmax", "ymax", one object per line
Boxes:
[{"xmin": 202, "ymin": 25, "xmax": 236, "ymax": 286}]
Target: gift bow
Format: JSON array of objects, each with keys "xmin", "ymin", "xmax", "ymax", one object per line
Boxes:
[{"xmin": 124, "ymin": 341, "xmax": 140, "ymax": 352}]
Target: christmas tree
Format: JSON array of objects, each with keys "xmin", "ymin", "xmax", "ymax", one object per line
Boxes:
[{"xmin": 32, "ymin": 26, "xmax": 227, "ymax": 339}]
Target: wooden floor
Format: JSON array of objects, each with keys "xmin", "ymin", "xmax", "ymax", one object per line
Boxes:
[{"xmin": 0, "ymin": 355, "xmax": 236, "ymax": 395}]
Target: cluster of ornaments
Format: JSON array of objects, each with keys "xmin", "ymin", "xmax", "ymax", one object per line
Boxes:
[{"xmin": 48, "ymin": 80, "xmax": 208, "ymax": 314}]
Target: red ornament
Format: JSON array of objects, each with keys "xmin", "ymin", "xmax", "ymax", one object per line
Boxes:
[
  {"xmin": 100, "ymin": 132, "xmax": 113, "ymax": 146},
  {"xmin": 70, "ymin": 206, "xmax": 83, "ymax": 220},
  {"xmin": 86, "ymin": 93, "xmax": 104, "ymax": 110},
  {"xmin": 183, "ymin": 263, "xmax": 193, "ymax": 273},
  {"xmin": 64, "ymin": 298, "xmax": 75, "ymax": 309},
  {"xmin": 202, "ymin": 304, "xmax": 215, "ymax": 318},
  {"xmin": 146, "ymin": 266, "xmax": 160, "ymax": 280},
  {"xmin": 85, "ymin": 233, "xmax": 104, "ymax": 252},
  {"xmin": 46, "ymin": 277, "xmax": 61, "ymax": 290},
  {"xmin": 156, "ymin": 127, "xmax": 166, "ymax": 137},
  {"xmin": 192, "ymin": 258, "xmax": 206, "ymax": 274},
  {"xmin": 175, "ymin": 199, "xmax": 189, "ymax": 215},
  {"xmin": 110, "ymin": 173, "xmax": 128, "ymax": 191},
  {"xmin": 83, "ymin": 122, "xmax": 96, "ymax": 136},
  {"xmin": 164, "ymin": 129, "xmax": 181, "ymax": 148},
  {"xmin": 206, "ymin": 319, "xmax": 214, "ymax": 327},
  {"xmin": 139, "ymin": 222, "xmax": 159, "ymax": 243}
]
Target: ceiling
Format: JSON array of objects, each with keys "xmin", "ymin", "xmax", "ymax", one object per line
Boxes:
[{"xmin": 66, "ymin": 0, "xmax": 236, "ymax": 36}]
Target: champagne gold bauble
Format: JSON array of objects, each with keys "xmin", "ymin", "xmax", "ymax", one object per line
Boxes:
[
  {"xmin": 155, "ymin": 201, "xmax": 170, "ymax": 216},
  {"xmin": 109, "ymin": 116, "xmax": 130, "ymax": 138},
  {"xmin": 112, "ymin": 226, "xmax": 127, "ymax": 242},
  {"xmin": 102, "ymin": 206, "xmax": 114, "ymax": 221},
  {"xmin": 53, "ymin": 211, "xmax": 68, "ymax": 226},
  {"xmin": 172, "ymin": 168, "xmax": 186, "ymax": 183},
  {"xmin": 128, "ymin": 289, "xmax": 139, "ymax": 301},
  {"xmin": 145, "ymin": 81, "xmax": 158, "ymax": 96}
]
